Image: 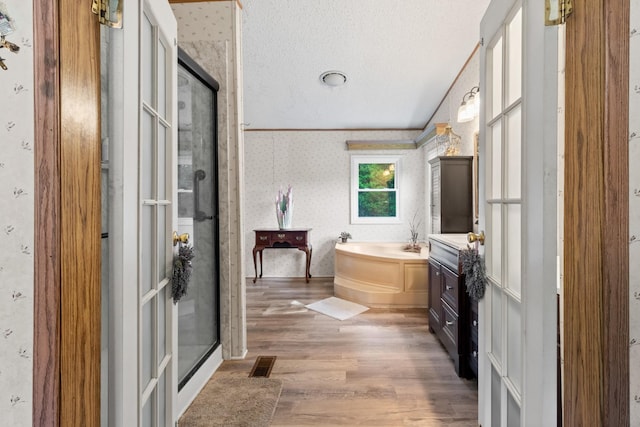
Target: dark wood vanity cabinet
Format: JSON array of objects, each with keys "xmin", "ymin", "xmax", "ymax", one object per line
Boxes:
[
  {"xmin": 427, "ymin": 258, "xmax": 443, "ymax": 333},
  {"xmin": 429, "ymin": 156, "xmax": 473, "ymax": 234},
  {"xmin": 428, "ymin": 237, "xmax": 475, "ymax": 379},
  {"xmin": 469, "ymin": 298, "xmax": 479, "ymax": 377}
]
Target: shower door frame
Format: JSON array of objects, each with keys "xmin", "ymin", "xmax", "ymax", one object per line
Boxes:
[{"xmin": 175, "ymin": 48, "xmax": 223, "ymax": 411}]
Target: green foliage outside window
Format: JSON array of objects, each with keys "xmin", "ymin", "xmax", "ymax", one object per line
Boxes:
[
  {"xmin": 358, "ymin": 191, "xmax": 396, "ymax": 217},
  {"xmin": 358, "ymin": 163, "xmax": 395, "ymax": 189},
  {"xmin": 358, "ymin": 163, "xmax": 396, "ymax": 217}
]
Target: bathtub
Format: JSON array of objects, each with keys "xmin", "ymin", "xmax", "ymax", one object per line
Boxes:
[{"xmin": 334, "ymin": 242, "xmax": 429, "ymax": 308}]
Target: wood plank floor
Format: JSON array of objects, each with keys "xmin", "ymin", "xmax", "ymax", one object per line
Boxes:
[{"xmin": 214, "ymin": 278, "xmax": 478, "ymax": 426}]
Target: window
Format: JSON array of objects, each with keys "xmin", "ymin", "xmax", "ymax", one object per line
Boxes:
[{"xmin": 351, "ymin": 155, "xmax": 401, "ymax": 224}]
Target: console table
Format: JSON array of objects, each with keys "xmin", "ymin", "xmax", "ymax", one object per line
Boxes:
[{"xmin": 252, "ymin": 228, "xmax": 312, "ymax": 283}]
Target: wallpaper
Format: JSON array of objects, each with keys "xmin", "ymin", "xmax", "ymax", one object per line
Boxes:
[
  {"xmin": 244, "ymin": 130, "xmax": 420, "ymax": 278},
  {"xmin": 0, "ymin": 2, "xmax": 34, "ymax": 426},
  {"xmin": 630, "ymin": 0, "xmax": 640, "ymax": 422}
]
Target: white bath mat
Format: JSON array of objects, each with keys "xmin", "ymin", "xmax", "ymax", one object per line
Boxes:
[{"xmin": 305, "ymin": 297, "xmax": 369, "ymax": 321}]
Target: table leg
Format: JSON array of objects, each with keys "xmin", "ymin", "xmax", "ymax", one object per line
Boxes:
[
  {"xmin": 259, "ymin": 249, "xmax": 263, "ymax": 278},
  {"xmin": 305, "ymin": 245, "xmax": 313, "ymax": 283},
  {"xmin": 252, "ymin": 247, "xmax": 258, "ymax": 283}
]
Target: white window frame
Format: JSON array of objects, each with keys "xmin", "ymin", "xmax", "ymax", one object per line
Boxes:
[{"xmin": 350, "ymin": 155, "xmax": 401, "ymax": 224}]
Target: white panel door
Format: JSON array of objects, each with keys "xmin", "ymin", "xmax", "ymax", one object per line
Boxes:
[
  {"xmin": 478, "ymin": 1, "xmax": 560, "ymax": 426},
  {"xmin": 139, "ymin": 1, "xmax": 177, "ymax": 426},
  {"xmin": 106, "ymin": 1, "xmax": 177, "ymax": 425}
]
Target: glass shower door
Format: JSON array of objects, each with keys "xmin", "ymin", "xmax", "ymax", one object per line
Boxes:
[{"xmin": 177, "ymin": 51, "xmax": 220, "ymax": 389}]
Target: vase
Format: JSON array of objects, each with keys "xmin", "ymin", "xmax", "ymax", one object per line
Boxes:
[
  {"xmin": 277, "ymin": 205, "xmax": 293, "ymax": 229},
  {"xmin": 340, "ymin": 237, "xmax": 348, "ymax": 243}
]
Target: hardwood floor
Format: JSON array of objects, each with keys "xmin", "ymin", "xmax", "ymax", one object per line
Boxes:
[{"xmin": 215, "ymin": 277, "xmax": 478, "ymax": 426}]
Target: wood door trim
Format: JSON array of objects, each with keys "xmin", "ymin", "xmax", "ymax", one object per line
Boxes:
[
  {"xmin": 564, "ymin": 0, "xmax": 629, "ymax": 425},
  {"xmin": 33, "ymin": 0, "xmax": 102, "ymax": 425},
  {"xmin": 33, "ymin": 0, "xmax": 61, "ymax": 425},
  {"xmin": 59, "ymin": 0, "xmax": 102, "ymax": 424},
  {"xmin": 602, "ymin": 0, "xmax": 630, "ymax": 422}
]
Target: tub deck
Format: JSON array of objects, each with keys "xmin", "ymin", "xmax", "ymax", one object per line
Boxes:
[{"xmin": 334, "ymin": 242, "xmax": 429, "ymax": 308}]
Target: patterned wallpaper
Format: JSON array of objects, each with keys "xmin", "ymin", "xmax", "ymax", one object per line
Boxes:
[
  {"xmin": 244, "ymin": 130, "xmax": 420, "ymax": 278},
  {"xmin": 0, "ymin": 2, "xmax": 34, "ymax": 426},
  {"xmin": 630, "ymin": 0, "xmax": 640, "ymax": 422},
  {"xmin": 172, "ymin": 1, "xmax": 233, "ymax": 41}
]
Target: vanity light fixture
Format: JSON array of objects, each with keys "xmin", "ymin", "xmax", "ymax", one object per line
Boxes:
[
  {"xmin": 457, "ymin": 86, "xmax": 480, "ymax": 123},
  {"xmin": 320, "ymin": 70, "xmax": 347, "ymax": 87}
]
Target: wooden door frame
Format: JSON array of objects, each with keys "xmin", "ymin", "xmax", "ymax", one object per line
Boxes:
[
  {"xmin": 33, "ymin": 0, "xmax": 101, "ymax": 426},
  {"xmin": 563, "ymin": 0, "xmax": 629, "ymax": 425},
  {"xmin": 31, "ymin": 0, "xmax": 630, "ymax": 426}
]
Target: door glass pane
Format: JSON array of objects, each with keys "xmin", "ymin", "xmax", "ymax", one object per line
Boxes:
[
  {"xmin": 158, "ymin": 286, "xmax": 167, "ymax": 361},
  {"xmin": 142, "ymin": 14, "xmax": 153, "ymax": 106},
  {"xmin": 158, "ymin": 40, "xmax": 167, "ymax": 118},
  {"xmin": 507, "ymin": 8, "xmax": 523, "ymax": 105},
  {"xmin": 158, "ymin": 123, "xmax": 167, "ymax": 200},
  {"xmin": 142, "ymin": 110, "xmax": 154, "ymax": 200},
  {"xmin": 157, "ymin": 206, "xmax": 167, "ymax": 282},
  {"xmin": 506, "ymin": 105, "xmax": 522, "ymax": 199},
  {"xmin": 491, "ymin": 37, "xmax": 503, "ymax": 119},
  {"xmin": 491, "ymin": 284, "xmax": 503, "ymax": 364},
  {"xmin": 490, "ymin": 204, "xmax": 502, "ymax": 281},
  {"xmin": 506, "ymin": 204, "xmax": 521, "ymax": 295},
  {"xmin": 141, "ymin": 206, "xmax": 154, "ymax": 295},
  {"xmin": 158, "ymin": 372, "xmax": 166, "ymax": 427},
  {"xmin": 142, "ymin": 300, "xmax": 153, "ymax": 389},
  {"xmin": 490, "ymin": 121, "xmax": 502, "ymax": 199},
  {"xmin": 507, "ymin": 390, "xmax": 521, "ymax": 427},
  {"xmin": 507, "ymin": 296, "xmax": 522, "ymax": 391},
  {"xmin": 491, "ymin": 366, "xmax": 502, "ymax": 427},
  {"xmin": 142, "ymin": 395, "xmax": 152, "ymax": 427}
]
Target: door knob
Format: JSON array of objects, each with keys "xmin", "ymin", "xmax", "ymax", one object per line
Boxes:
[
  {"xmin": 173, "ymin": 231, "xmax": 189, "ymax": 246},
  {"xmin": 467, "ymin": 231, "xmax": 485, "ymax": 245}
]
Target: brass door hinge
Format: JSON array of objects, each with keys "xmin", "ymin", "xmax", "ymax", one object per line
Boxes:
[
  {"xmin": 92, "ymin": 0, "xmax": 123, "ymax": 28},
  {"xmin": 545, "ymin": 0, "xmax": 573, "ymax": 26}
]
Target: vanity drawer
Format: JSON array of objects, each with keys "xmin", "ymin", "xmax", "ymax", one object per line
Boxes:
[
  {"xmin": 441, "ymin": 302, "xmax": 459, "ymax": 353},
  {"xmin": 441, "ymin": 265, "xmax": 460, "ymax": 312}
]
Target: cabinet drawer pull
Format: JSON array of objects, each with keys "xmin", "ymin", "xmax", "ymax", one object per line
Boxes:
[
  {"xmin": 472, "ymin": 351, "xmax": 478, "ymax": 358},
  {"xmin": 259, "ymin": 236, "xmax": 268, "ymax": 241},
  {"xmin": 296, "ymin": 236, "xmax": 303, "ymax": 241},
  {"xmin": 435, "ymin": 271, "xmax": 440, "ymax": 276},
  {"xmin": 445, "ymin": 320, "xmax": 454, "ymax": 326},
  {"xmin": 472, "ymin": 320, "xmax": 478, "ymax": 327},
  {"xmin": 277, "ymin": 233, "xmax": 286, "ymax": 239},
  {"xmin": 445, "ymin": 285, "xmax": 454, "ymax": 290}
]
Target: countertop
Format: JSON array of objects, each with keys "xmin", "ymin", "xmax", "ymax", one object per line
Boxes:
[{"xmin": 428, "ymin": 234, "xmax": 471, "ymax": 251}]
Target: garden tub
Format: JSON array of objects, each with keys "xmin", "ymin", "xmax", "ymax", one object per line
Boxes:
[{"xmin": 334, "ymin": 242, "xmax": 429, "ymax": 307}]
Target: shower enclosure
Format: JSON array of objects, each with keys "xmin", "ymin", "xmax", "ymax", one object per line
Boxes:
[{"xmin": 176, "ymin": 49, "xmax": 221, "ymax": 390}]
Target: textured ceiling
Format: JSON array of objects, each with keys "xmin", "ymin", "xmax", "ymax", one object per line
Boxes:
[{"xmin": 241, "ymin": 0, "xmax": 490, "ymax": 130}]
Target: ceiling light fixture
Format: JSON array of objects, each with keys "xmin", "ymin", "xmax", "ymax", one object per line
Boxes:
[
  {"xmin": 320, "ymin": 70, "xmax": 347, "ymax": 87},
  {"xmin": 457, "ymin": 86, "xmax": 480, "ymax": 123}
]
